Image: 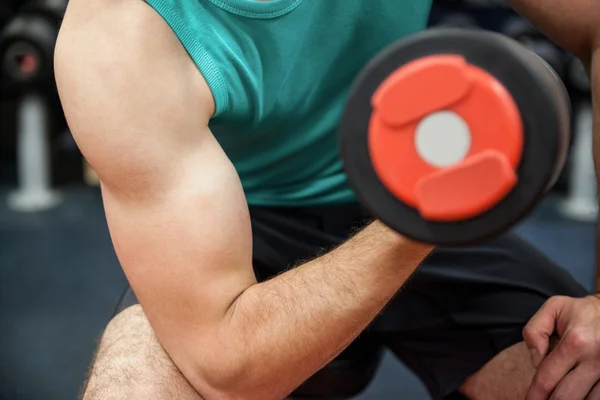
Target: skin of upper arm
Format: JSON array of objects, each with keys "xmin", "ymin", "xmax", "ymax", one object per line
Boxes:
[
  {"xmin": 509, "ymin": 2, "xmax": 600, "ymax": 282},
  {"xmin": 508, "ymin": 0, "xmax": 600, "ymax": 62},
  {"xmin": 55, "ymin": 0, "xmax": 257, "ymax": 392},
  {"xmin": 507, "ymin": 2, "xmax": 600, "ymax": 190}
]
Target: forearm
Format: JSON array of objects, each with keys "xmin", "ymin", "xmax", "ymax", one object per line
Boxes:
[
  {"xmin": 208, "ymin": 220, "xmax": 432, "ymax": 399},
  {"xmin": 508, "ymin": 0, "xmax": 598, "ymax": 61},
  {"xmin": 508, "ymin": 0, "xmax": 600, "ymax": 291}
]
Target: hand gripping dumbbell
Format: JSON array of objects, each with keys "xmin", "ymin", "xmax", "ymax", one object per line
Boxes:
[{"xmin": 339, "ymin": 29, "xmax": 571, "ymax": 246}]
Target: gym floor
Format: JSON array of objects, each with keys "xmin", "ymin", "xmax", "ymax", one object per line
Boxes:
[{"xmin": 0, "ymin": 185, "xmax": 595, "ymax": 400}]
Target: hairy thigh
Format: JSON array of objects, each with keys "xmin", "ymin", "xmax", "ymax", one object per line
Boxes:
[
  {"xmin": 83, "ymin": 305, "xmax": 203, "ymax": 400},
  {"xmin": 460, "ymin": 341, "xmax": 534, "ymax": 400}
]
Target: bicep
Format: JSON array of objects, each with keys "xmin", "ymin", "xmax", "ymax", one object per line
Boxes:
[
  {"xmin": 100, "ymin": 140, "xmax": 255, "ymax": 344},
  {"xmin": 55, "ymin": 0, "xmax": 255, "ymax": 377}
]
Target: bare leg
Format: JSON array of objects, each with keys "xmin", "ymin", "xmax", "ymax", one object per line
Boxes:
[
  {"xmin": 83, "ymin": 305, "xmax": 535, "ymax": 400},
  {"xmin": 459, "ymin": 342, "xmax": 534, "ymax": 400},
  {"xmin": 81, "ymin": 305, "xmax": 204, "ymax": 400}
]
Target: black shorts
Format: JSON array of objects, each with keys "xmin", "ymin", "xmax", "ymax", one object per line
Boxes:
[{"xmin": 114, "ymin": 202, "xmax": 587, "ymax": 399}]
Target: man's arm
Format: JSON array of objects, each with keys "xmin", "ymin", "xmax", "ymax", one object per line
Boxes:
[
  {"xmin": 508, "ymin": 1, "xmax": 600, "ymax": 399},
  {"xmin": 509, "ymin": 0, "xmax": 600, "ymax": 63},
  {"xmin": 508, "ymin": 0, "xmax": 600, "ymax": 170},
  {"xmin": 511, "ymin": 0, "xmax": 600, "ymax": 288},
  {"xmin": 55, "ymin": 1, "xmax": 433, "ymax": 399}
]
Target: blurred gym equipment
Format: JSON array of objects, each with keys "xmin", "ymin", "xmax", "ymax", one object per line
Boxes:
[
  {"xmin": 567, "ymin": 56, "xmax": 591, "ymax": 95},
  {"xmin": 436, "ymin": 12, "xmax": 480, "ymax": 29},
  {"xmin": 560, "ymin": 104, "xmax": 597, "ymax": 222},
  {"xmin": 501, "ymin": 17, "xmax": 567, "ymax": 79},
  {"xmin": 0, "ymin": 0, "xmax": 67, "ymax": 212}
]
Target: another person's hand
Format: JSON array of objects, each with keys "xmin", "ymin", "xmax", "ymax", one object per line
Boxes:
[{"xmin": 523, "ymin": 295, "xmax": 600, "ymax": 400}]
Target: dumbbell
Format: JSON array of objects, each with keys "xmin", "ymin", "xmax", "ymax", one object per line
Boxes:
[
  {"xmin": 1, "ymin": 0, "xmax": 67, "ymax": 213},
  {"xmin": 0, "ymin": 0, "xmax": 67, "ymax": 87},
  {"xmin": 20, "ymin": 0, "xmax": 68, "ymax": 22},
  {"xmin": 339, "ymin": 28, "xmax": 571, "ymax": 246},
  {"xmin": 502, "ymin": 18, "xmax": 567, "ymax": 80},
  {"xmin": 0, "ymin": 3, "xmax": 12, "ymax": 31},
  {"xmin": 567, "ymin": 56, "xmax": 591, "ymax": 95},
  {"xmin": 436, "ymin": 12, "xmax": 479, "ymax": 30}
]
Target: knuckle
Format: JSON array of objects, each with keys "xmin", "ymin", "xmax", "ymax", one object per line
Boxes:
[
  {"xmin": 522, "ymin": 325, "xmax": 535, "ymax": 342},
  {"xmin": 552, "ymin": 392, "xmax": 570, "ymax": 400},
  {"xmin": 564, "ymin": 330, "xmax": 592, "ymax": 351},
  {"xmin": 540, "ymin": 380, "xmax": 555, "ymax": 394},
  {"xmin": 547, "ymin": 296, "xmax": 566, "ymax": 308},
  {"xmin": 532, "ymin": 375, "xmax": 554, "ymax": 394}
]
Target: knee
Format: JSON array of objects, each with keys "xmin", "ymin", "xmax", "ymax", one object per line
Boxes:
[
  {"xmin": 99, "ymin": 304, "xmax": 154, "ymax": 348},
  {"xmin": 108, "ymin": 304, "xmax": 146, "ymax": 330},
  {"xmin": 82, "ymin": 305, "xmax": 199, "ymax": 400},
  {"xmin": 460, "ymin": 342, "xmax": 534, "ymax": 400},
  {"xmin": 106, "ymin": 304, "xmax": 147, "ymax": 333}
]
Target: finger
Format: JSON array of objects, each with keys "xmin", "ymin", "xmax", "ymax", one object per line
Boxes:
[
  {"xmin": 523, "ymin": 297, "xmax": 565, "ymax": 366},
  {"xmin": 550, "ymin": 363, "xmax": 600, "ymax": 400},
  {"xmin": 526, "ymin": 340, "xmax": 578, "ymax": 400},
  {"xmin": 587, "ymin": 379, "xmax": 600, "ymax": 400}
]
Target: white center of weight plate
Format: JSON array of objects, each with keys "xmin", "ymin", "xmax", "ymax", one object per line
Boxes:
[{"xmin": 415, "ymin": 111, "xmax": 471, "ymax": 167}]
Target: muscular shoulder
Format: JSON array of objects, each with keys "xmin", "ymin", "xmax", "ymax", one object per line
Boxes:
[
  {"xmin": 55, "ymin": 0, "xmax": 215, "ymax": 193},
  {"xmin": 57, "ymin": 0, "xmax": 214, "ymax": 114}
]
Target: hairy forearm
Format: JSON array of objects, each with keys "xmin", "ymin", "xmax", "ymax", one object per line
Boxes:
[{"xmin": 201, "ymin": 220, "xmax": 432, "ymax": 400}]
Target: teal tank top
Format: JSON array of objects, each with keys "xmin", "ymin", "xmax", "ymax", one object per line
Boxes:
[{"xmin": 146, "ymin": 0, "xmax": 433, "ymax": 206}]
